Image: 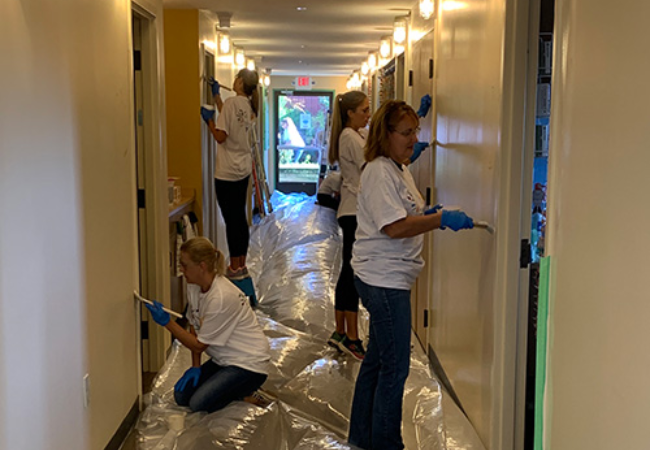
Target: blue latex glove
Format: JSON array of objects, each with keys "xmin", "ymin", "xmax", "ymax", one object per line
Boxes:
[
  {"xmin": 417, "ymin": 94, "xmax": 432, "ymax": 118},
  {"xmin": 440, "ymin": 210, "xmax": 474, "ymax": 231},
  {"xmin": 145, "ymin": 300, "xmax": 170, "ymax": 326},
  {"xmin": 200, "ymin": 106, "xmax": 215, "ymax": 124},
  {"xmin": 175, "ymin": 367, "xmax": 201, "ymax": 392},
  {"xmin": 424, "ymin": 204, "xmax": 443, "ymax": 215},
  {"xmin": 410, "ymin": 142, "xmax": 429, "ymax": 163},
  {"xmin": 209, "ymin": 77, "xmax": 220, "ymax": 96}
]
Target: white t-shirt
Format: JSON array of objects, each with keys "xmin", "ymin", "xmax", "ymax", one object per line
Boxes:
[
  {"xmin": 352, "ymin": 156, "xmax": 426, "ymax": 290},
  {"xmin": 214, "ymin": 96, "xmax": 253, "ymax": 181},
  {"xmin": 318, "ymin": 171, "xmax": 342, "ymax": 195},
  {"xmin": 337, "ymin": 127, "xmax": 367, "ymax": 219},
  {"xmin": 186, "ymin": 275, "xmax": 270, "ymax": 375}
]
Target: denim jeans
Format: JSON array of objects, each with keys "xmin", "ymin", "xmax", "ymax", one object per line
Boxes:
[
  {"xmin": 348, "ymin": 277, "xmax": 411, "ymax": 450},
  {"xmin": 174, "ymin": 360, "xmax": 267, "ymax": 413}
]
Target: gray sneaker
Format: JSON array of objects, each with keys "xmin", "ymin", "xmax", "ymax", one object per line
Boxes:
[{"xmin": 338, "ymin": 337, "xmax": 366, "ymax": 361}]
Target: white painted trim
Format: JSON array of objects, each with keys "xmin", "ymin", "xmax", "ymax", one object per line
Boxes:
[
  {"xmin": 491, "ymin": 0, "xmax": 532, "ymax": 448},
  {"xmin": 131, "ymin": 2, "xmax": 171, "ymax": 376}
]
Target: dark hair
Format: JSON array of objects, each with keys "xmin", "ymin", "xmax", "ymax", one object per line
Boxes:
[
  {"xmin": 328, "ymin": 91, "xmax": 368, "ymax": 165},
  {"xmin": 236, "ymin": 68, "xmax": 260, "ymax": 117},
  {"xmin": 365, "ymin": 100, "xmax": 419, "ymax": 162}
]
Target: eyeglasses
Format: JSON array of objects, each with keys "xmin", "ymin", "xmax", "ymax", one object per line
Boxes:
[{"xmin": 391, "ymin": 127, "xmax": 421, "ymax": 137}]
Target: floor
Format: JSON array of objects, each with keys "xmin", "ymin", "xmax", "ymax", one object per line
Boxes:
[{"xmin": 120, "ymin": 193, "xmax": 485, "ymax": 449}]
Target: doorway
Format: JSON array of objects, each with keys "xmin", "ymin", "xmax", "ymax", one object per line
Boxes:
[
  {"xmin": 274, "ymin": 90, "xmax": 333, "ymax": 195},
  {"xmin": 520, "ymin": 0, "xmax": 555, "ymax": 447}
]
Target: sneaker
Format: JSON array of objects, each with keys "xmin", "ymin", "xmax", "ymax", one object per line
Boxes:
[
  {"xmin": 339, "ymin": 337, "xmax": 366, "ymax": 361},
  {"xmin": 226, "ymin": 266, "xmax": 249, "ymax": 281},
  {"xmin": 327, "ymin": 331, "xmax": 345, "ymax": 350}
]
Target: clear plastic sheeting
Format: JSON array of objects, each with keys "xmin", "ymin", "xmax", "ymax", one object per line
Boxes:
[{"xmin": 135, "ymin": 193, "xmax": 486, "ymax": 449}]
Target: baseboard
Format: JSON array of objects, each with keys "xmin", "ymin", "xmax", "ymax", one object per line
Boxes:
[
  {"xmin": 104, "ymin": 397, "xmax": 139, "ymax": 450},
  {"xmin": 427, "ymin": 344, "xmax": 467, "ymax": 417}
]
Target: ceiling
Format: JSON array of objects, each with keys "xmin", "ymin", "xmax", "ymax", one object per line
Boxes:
[{"xmin": 163, "ymin": 0, "xmax": 417, "ymax": 75}]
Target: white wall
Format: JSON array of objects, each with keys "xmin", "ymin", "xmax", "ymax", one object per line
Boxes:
[
  {"xmin": 0, "ymin": 4, "xmax": 88, "ymax": 449},
  {"xmin": 544, "ymin": 1, "xmax": 650, "ymax": 448},
  {"xmin": 0, "ymin": 0, "xmax": 167, "ymax": 448},
  {"xmin": 430, "ymin": 0, "xmax": 518, "ymax": 447}
]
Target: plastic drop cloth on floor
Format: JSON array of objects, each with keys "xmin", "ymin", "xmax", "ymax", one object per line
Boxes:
[{"xmin": 135, "ymin": 193, "xmax": 486, "ymax": 450}]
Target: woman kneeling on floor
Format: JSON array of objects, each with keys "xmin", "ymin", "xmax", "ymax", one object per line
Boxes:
[{"xmin": 146, "ymin": 237, "xmax": 270, "ymax": 413}]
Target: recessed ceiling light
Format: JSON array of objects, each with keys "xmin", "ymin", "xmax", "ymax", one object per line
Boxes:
[
  {"xmin": 298, "ymin": 60, "xmax": 303, "ymax": 64},
  {"xmin": 296, "ymin": 6, "xmax": 307, "ymax": 11},
  {"xmin": 300, "ymin": 45, "xmax": 306, "ymax": 49}
]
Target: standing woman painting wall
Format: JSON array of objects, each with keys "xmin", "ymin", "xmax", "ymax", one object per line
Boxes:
[
  {"xmin": 201, "ymin": 69, "xmax": 259, "ymax": 295},
  {"xmin": 327, "ymin": 91, "xmax": 371, "ymax": 360}
]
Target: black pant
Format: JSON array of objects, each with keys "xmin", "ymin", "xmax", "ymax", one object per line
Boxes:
[
  {"xmin": 335, "ymin": 215, "xmax": 360, "ymax": 312},
  {"xmin": 215, "ymin": 176, "xmax": 250, "ymax": 258},
  {"xmin": 317, "ymin": 193, "xmax": 340, "ymax": 211}
]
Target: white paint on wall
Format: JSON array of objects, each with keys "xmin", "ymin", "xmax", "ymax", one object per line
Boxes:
[
  {"xmin": 0, "ymin": 0, "xmax": 167, "ymax": 448},
  {"xmin": 545, "ymin": 1, "xmax": 650, "ymax": 448}
]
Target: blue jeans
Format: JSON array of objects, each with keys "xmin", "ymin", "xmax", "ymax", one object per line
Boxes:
[
  {"xmin": 174, "ymin": 360, "xmax": 267, "ymax": 413},
  {"xmin": 349, "ymin": 277, "xmax": 411, "ymax": 450}
]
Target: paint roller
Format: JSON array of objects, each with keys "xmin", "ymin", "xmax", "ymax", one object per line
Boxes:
[
  {"xmin": 134, "ymin": 290, "xmax": 183, "ymax": 319},
  {"xmin": 434, "ymin": 205, "xmax": 495, "ymax": 234}
]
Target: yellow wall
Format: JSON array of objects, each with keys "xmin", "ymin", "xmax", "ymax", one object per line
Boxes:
[{"xmin": 164, "ymin": 10, "xmax": 203, "ymax": 232}]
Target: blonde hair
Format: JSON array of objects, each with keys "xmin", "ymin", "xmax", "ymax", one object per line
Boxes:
[
  {"xmin": 237, "ymin": 68, "xmax": 260, "ymax": 117},
  {"xmin": 365, "ymin": 100, "xmax": 419, "ymax": 162},
  {"xmin": 180, "ymin": 237, "xmax": 226, "ymax": 276},
  {"xmin": 328, "ymin": 91, "xmax": 368, "ymax": 165}
]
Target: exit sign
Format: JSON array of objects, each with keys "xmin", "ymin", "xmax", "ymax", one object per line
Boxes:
[{"xmin": 295, "ymin": 76, "xmax": 312, "ymax": 90}]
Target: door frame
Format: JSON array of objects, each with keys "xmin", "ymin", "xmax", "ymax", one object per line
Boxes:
[
  {"xmin": 490, "ymin": 0, "xmax": 536, "ymax": 448},
  {"xmin": 273, "ymin": 89, "xmax": 334, "ymax": 195},
  {"xmin": 131, "ymin": 2, "xmax": 171, "ymax": 405}
]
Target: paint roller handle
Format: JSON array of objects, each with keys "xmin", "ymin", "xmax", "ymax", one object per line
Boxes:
[{"xmin": 134, "ymin": 291, "xmax": 183, "ymax": 319}]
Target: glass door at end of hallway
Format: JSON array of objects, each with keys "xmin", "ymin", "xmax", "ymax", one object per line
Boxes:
[{"xmin": 274, "ymin": 90, "xmax": 333, "ymax": 196}]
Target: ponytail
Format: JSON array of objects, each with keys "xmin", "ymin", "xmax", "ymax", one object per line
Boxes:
[
  {"xmin": 328, "ymin": 91, "xmax": 368, "ymax": 165},
  {"xmin": 180, "ymin": 237, "xmax": 227, "ymax": 276},
  {"xmin": 237, "ymin": 68, "xmax": 260, "ymax": 118}
]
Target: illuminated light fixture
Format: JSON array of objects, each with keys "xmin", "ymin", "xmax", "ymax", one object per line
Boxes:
[
  {"xmin": 235, "ymin": 48, "xmax": 246, "ymax": 67},
  {"xmin": 442, "ymin": 1, "xmax": 468, "ymax": 11},
  {"xmin": 203, "ymin": 39, "xmax": 216, "ymax": 52},
  {"xmin": 361, "ymin": 61, "xmax": 370, "ymax": 76},
  {"xmin": 394, "ymin": 44, "xmax": 405, "ymax": 56},
  {"xmin": 379, "ymin": 35, "xmax": 392, "ymax": 59},
  {"xmin": 247, "ymin": 58, "xmax": 256, "ymax": 71},
  {"xmin": 368, "ymin": 51, "xmax": 378, "ymax": 71},
  {"xmin": 420, "ymin": 0, "xmax": 434, "ymax": 20},
  {"xmin": 393, "ymin": 16, "xmax": 408, "ymax": 45},
  {"xmin": 346, "ymin": 78, "xmax": 353, "ymax": 90},
  {"xmin": 264, "ymin": 75, "xmax": 271, "ymax": 86},
  {"xmin": 296, "ymin": 6, "xmax": 307, "ymax": 11},
  {"xmin": 219, "ymin": 31, "xmax": 231, "ymax": 54}
]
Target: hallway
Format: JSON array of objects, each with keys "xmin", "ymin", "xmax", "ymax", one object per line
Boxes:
[{"xmin": 133, "ymin": 194, "xmax": 484, "ymax": 449}]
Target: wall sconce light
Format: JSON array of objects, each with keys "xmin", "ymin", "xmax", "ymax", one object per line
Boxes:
[
  {"xmin": 368, "ymin": 51, "xmax": 378, "ymax": 71},
  {"xmin": 263, "ymin": 75, "xmax": 271, "ymax": 87},
  {"xmin": 247, "ymin": 58, "xmax": 256, "ymax": 71},
  {"xmin": 379, "ymin": 36, "xmax": 392, "ymax": 59},
  {"xmin": 234, "ymin": 48, "xmax": 246, "ymax": 68},
  {"xmin": 419, "ymin": 0, "xmax": 434, "ymax": 19},
  {"xmin": 393, "ymin": 16, "xmax": 408, "ymax": 45},
  {"xmin": 218, "ymin": 30, "xmax": 231, "ymax": 55},
  {"xmin": 361, "ymin": 61, "xmax": 370, "ymax": 76}
]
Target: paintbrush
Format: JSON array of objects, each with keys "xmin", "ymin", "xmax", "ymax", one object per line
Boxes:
[{"xmin": 134, "ymin": 291, "xmax": 183, "ymax": 318}]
